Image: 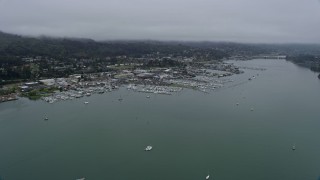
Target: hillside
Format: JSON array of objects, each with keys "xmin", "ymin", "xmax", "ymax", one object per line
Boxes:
[
  {"xmin": 0, "ymin": 31, "xmax": 211, "ymax": 59},
  {"xmin": 0, "ymin": 31, "xmax": 320, "ymax": 73}
]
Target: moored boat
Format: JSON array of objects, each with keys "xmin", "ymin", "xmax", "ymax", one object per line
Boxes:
[{"xmin": 145, "ymin": 145, "xmax": 153, "ymax": 151}]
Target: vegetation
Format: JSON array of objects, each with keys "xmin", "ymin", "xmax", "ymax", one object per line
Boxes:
[
  {"xmin": 0, "ymin": 86, "xmax": 17, "ymax": 95},
  {"xmin": 0, "ymin": 31, "xmax": 193, "ymax": 58},
  {"xmin": 21, "ymin": 87, "xmax": 58, "ymax": 100},
  {"xmin": 1, "ymin": 30, "xmax": 320, "ymax": 81},
  {"xmin": 0, "ymin": 31, "xmax": 230, "ymax": 81},
  {"xmin": 287, "ymin": 54, "xmax": 320, "ymax": 72},
  {"xmin": 143, "ymin": 58, "xmax": 184, "ymax": 68}
]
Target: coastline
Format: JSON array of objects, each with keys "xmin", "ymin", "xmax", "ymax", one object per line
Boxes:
[{"xmin": 0, "ymin": 94, "xmax": 18, "ymax": 103}]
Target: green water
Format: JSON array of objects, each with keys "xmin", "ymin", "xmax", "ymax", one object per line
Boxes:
[{"xmin": 0, "ymin": 59, "xmax": 320, "ymax": 180}]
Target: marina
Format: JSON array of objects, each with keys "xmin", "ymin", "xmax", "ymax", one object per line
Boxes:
[{"xmin": 0, "ymin": 61, "xmax": 243, "ymax": 104}]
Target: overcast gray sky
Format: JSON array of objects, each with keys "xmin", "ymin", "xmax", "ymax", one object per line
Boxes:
[{"xmin": 0, "ymin": 0, "xmax": 320, "ymax": 43}]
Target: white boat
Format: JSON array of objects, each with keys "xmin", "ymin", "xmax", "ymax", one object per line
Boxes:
[
  {"xmin": 84, "ymin": 101, "xmax": 89, "ymax": 104},
  {"xmin": 206, "ymin": 174, "xmax": 210, "ymax": 179},
  {"xmin": 292, "ymin": 144, "xmax": 296, "ymax": 150},
  {"xmin": 76, "ymin": 178, "xmax": 85, "ymax": 180},
  {"xmin": 75, "ymin": 94, "xmax": 82, "ymax": 98},
  {"xmin": 145, "ymin": 145, "xmax": 153, "ymax": 151},
  {"xmin": 250, "ymin": 108, "xmax": 254, "ymax": 111},
  {"xmin": 44, "ymin": 117, "xmax": 48, "ymax": 120},
  {"xmin": 146, "ymin": 96, "xmax": 150, "ymax": 98}
]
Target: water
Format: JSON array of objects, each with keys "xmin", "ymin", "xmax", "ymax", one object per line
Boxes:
[{"xmin": 0, "ymin": 59, "xmax": 320, "ymax": 180}]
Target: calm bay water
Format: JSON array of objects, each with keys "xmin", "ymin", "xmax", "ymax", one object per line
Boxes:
[{"xmin": 0, "ymin": 59, "xmax": 320, "ymax": 180}]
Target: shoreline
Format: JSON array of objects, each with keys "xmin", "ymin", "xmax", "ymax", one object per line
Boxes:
[{"xmin": 0, "ymin": 94, "xmax": 18, "ymax": 103}]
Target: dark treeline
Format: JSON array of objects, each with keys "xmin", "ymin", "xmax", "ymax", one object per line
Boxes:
[
  {"xmin": 1, "ymin": 31, "xmax": 320, "ymax": 81},
  {"xmin": 0, "ymin": 31, "xmax": 197, "ymax": 58},
  {"xmin": 2, "ymin": 31, "xmax": 320, "ymax": 59},
  {"xmin": 287, "ymin": 54, "xmax": 320, "ymax": 72},
  {"xmin": 0, "ymin": 31, "xmax": 230, "ymax": 82},
  {"xmin": 174, "ymin": 42, "xmax": 320, "ymax": 56},
  {"xmin": 0, "ymin": 32, "xmax": 309, "ymax": 58}
]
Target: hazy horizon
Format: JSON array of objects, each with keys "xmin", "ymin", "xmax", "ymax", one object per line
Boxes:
[{"xmin": 1, "ymin": 0, "xmax": 320, "ymax": 43}]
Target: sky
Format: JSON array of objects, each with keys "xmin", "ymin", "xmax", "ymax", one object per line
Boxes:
[{"xmin": 0, "ymin": 0, "xmax": 320, "ymax": 43}]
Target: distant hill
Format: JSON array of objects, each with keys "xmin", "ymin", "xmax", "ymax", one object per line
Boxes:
[
  {"xmin": 1, "ymin": 31, "xmax": 320, "ymax": 80},
  {"xmin": 0, "ymin": 31, "xmax": 198, "ymax": 58},
  {"xmin": 180, "ymin": 41, "xmax": 320, "ymax": 56},
  {"xmin": 1, "ymin": 30, "xmax": 320, "ymax": 61}
]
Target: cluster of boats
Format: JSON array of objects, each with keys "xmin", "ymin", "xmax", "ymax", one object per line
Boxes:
[
  {"xmin": 42, "ymin": 86, "xmax": 117, "ymax": 103},
  {"xmin": 41, "ymin": 69, "xmax": 237, "ymax": 104},
  {"xmin": 127, "ymin": 84, "xmax": 183, "ymax": 95},
  {"xmin": 164, "ymin": 77, "xmax": 227, "ymax": 93}
]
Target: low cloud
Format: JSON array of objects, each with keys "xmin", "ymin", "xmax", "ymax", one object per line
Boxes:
[{"xmin": 0, "ymin": 0, "xmax": 320, "ymax": 43}]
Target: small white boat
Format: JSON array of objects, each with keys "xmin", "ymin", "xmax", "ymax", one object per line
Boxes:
[
  {"xmin": 44, "ymin": 117, "xmax": 48, "ymax": 120},
  {"xmin": 236, "ymin": 102, "xmax": 239, "ymax": 106},
  {"xmin": 146, "ymin": 96, "xmax": 150, "ymax": 98},
  {"xmin": 145, "ymin": 145, "xmax": 153, "ymax": 151},
  {"xmin": 84, "ymin": 101, "xmax": 89, "ymax": 104},
  {"xmin": 250, "ymin": 108, "xmax": 254, "ymax": 111},
  {"xmin": 76, "ymin": 178, "xmax": 85, "ymax": 180},
  {"xmin": 206, "ymin": 174, "xmax": 210, "ymax": 179},
  {"xmin": 292, "ymin": 144, "xmax": 296, "ymax": 151}
]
